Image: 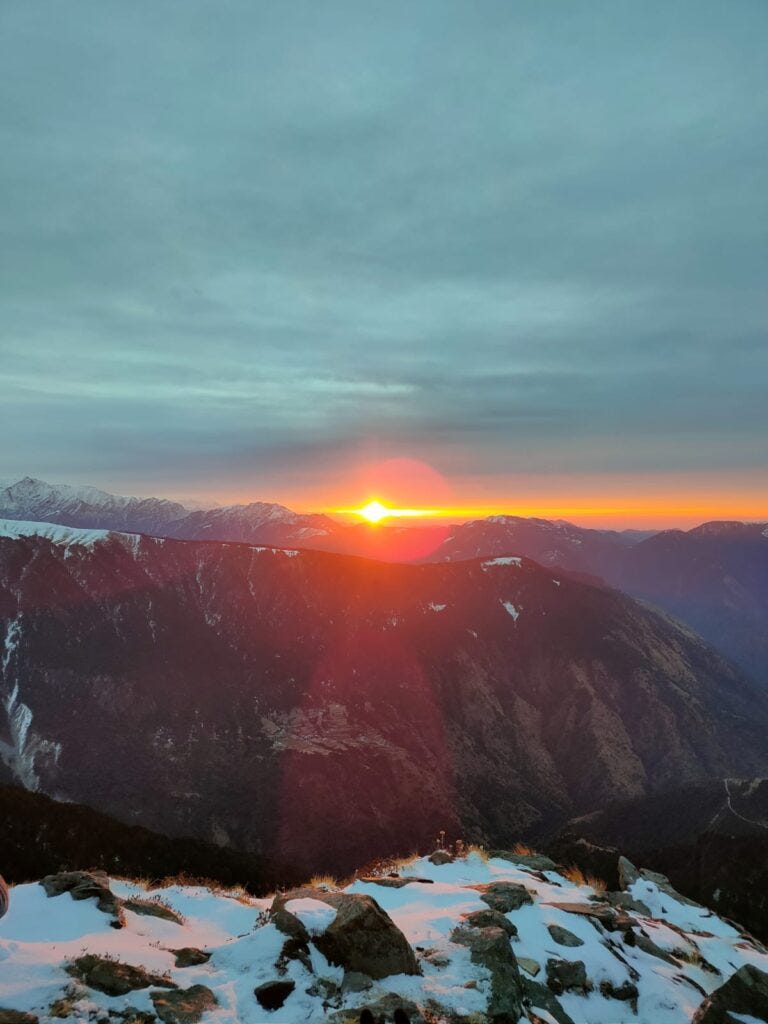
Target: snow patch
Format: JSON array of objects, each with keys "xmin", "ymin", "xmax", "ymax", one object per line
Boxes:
[
  {"xmin": 482, "ymin": 556, "xmax": 522, "ymax": 568},
  {"xmin": 427, "ymin": 602, "xmax": 447, "ymax": 612},
  {"xmin": 0, "ymin": 519, "xmax": 113, "ymax": 548},
  {"xmin": 285, "ymin": 898, "xmax": 337, "ymax": 936},
  {"xmin": 501, "ymin": 600, "xmax": 520, "ymax": 621}
]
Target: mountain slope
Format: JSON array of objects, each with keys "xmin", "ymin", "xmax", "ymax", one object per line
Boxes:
[{"xmin": 1, "ymin": 525, "xmax": 766, "ymax": 875}]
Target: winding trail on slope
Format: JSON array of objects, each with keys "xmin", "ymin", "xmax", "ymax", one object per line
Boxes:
[{"xmin": 724, "ymin": 778, "xmax": 768, "ymax": 830}]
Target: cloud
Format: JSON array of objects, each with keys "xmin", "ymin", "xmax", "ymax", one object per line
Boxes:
[{"xmin": 1, "ymin": 0, "xmax": 767, "ymax": 499}]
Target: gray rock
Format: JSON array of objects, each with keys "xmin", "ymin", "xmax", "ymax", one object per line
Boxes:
[
  {"xmin": 358, "ymin": 876, "xmax": 434, "ymax": 888},
  {"xmin": 254, "ymin": 979, "xmax": 296, "ymax": 1011},
  {"xmin": 67, "ymin": 954, "xmax": 176, "ymax": 997},
  {"xmin": 151, "ymin": 985, "xmax": 217, "ymax": 1024},
  {"xmin": 546, "ymin": 958, "xmax": 590, "ymax": 995},
  {"xmin": 452, "ymin": 924, "xmax": 525, "ymax": 1022},
  {"xmin": 329, "ymin": 994, "xmax": 427, "ymax": 1024},
  {"xmin": 691, "ymin": 963, "xmax": 768, "ymax": 1024},
  {"xmin": 271, "ymin": 887, "xmax": 418, "ymax": 980},
  {"xmin": 604, "ymin": 890, "xmax": 651, "ymax": 915},
  {"xmin": 41, "ymin": 871, "xmax": 123, "ymax": 927},
  {"xmin": 617, "ymin": 856, "xmax": 640, "ymax": 890},
  {"xmin": 600, "ymin": 979, "xmax": 639, "ymax": 1004},
  {"xmin": 462, "ymin": 908, "xmax": 518, "ymax": 937},
  {"xmin": 547, "ymin": 924, "xmax": 584, "ymax": 947},
  {"xmin": 488, "ymin": 851, "xmax": 560, "ymax": 872},
  {"xmin": 171, "ymin": 948, "xmax": 210, "ymax": 968},
  {"xmin": 478, "ymin": 881, "xmax": 533, "ymax": 913},
  {"xmin": 521, "ymin": 978, "xmax": 575, "ymax": 1024},
  {"xmin": 341, "ymin": 971, "xmax": 372, "ymax": 993},
  {"xmin": 428, "ymin": 850, "xmax": 454, "ymax": 865}
]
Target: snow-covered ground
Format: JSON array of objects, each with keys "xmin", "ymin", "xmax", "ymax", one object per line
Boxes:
[{"xmin": 1, "ymin": 853, "xmax": 766, "ymax": 1023}]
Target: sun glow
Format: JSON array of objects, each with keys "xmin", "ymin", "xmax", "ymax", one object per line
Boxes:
[{"xmin": 341, "ymin": 500, "xmax": 441, "ymax": 524}]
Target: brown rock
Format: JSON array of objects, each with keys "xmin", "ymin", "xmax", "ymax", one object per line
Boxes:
[
  {"xmin": 66, "ymin": 954, "xmax": 176, "ymax": 997},
  {"xmin": 150, "ymin": 985, "xmax": 217, "ymax": 1024}
]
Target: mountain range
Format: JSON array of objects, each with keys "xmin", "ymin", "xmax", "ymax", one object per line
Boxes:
[
  {"xmin": 2, "ymin": 520, "xmax": 767, "ymax": 879},
  {"xmin": 2, "ymin": 477, "xmax": 767, "ymax": 686}
]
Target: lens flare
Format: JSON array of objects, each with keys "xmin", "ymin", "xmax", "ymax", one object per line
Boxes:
[{"xmin": 340, "ymin": 500, "xmax": 440, "ymax": 524}]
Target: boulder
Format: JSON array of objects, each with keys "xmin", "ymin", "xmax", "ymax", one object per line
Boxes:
[
  {"xmin": 544, "ymin": 900, "xmax": 631, "ymax": 932},
  {"xmin": 545, "ymin": 958, "xmax": 590, "ymax": 995},
  {"xmin": 358, "ymin": 876, "xmax": 433, "ymax": 888},
  {"xmin": 477, "ymin": 881, "xmax": 533, "ymax": 913},
  {"xmin": 604, "ymin": 890, "xmax": 651, "ymax": 915},
  {"xmin": 521, "ymin": 978, "xmax": 575, "ymax": 1024},
  {"xmin": 462, "ymin": 908, "xmax": 517, "ymax": 937},
  {"xmin": 150, "ymin": 985, "xmax": 217, "ymax": 1024},
  {"xmin": 517, "ymin": 957, "xmax": 541, "ymax": 977},
  {"xmin": 124, "ymin": 896, "xmax": 184, "ymax": 925},
  {"xmin": 40, "ymin": 870, "xmax": 123, "ymax": 926},
  {"xmin": 316, "ymin": 894, "xmax": 418, "ymax": 979},
  {"xmin": 599, "ymin": 979, "xmax": 639, "ymax": 1005},
  {"xmin": 0, "ymin": 875, "xmax": 8, "ymax": 919},
  {"xmin": 617, "ymin": 856, "xmax": 640, "ymax": 890},
  {"xmin": 172, "ymin": 948, "xmax": 211, "ymax": 968},
  {"xmin": 488, "ymin": 851, "xmax": 560, "ymax": 872},
  {"xmin": 67, "ymin": 954, "xmax": 176, "ymax": 997},
  {"xmin": 271, "ymin": 888, "xmax": 418, "ymax": 979},
  {"xmin": 451, "ymin": 924, "xmax": 525, "ymax": 1022},
  {"xmin": 428, "ymin": 850, "xmax": 453, "ymax": 865},
  {"xmin": 691, "ymin": 963, "xmax": 768, "ymax": 1024},
  {"xmin": 254, "ymin": 980, "xmax": 296, "ymax": 1011},
  {"xmin": 547, "ymin": 924, "xmax": 583, "ymax": 947}
]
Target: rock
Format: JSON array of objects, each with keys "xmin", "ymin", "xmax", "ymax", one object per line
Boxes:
[
  {"xmin": 358, "ymin": 876, "xmax": 434, "ymax": 888},
  {"xmin": 547, "ymin": 924, "xmax": 584, "ymax": 947},
  {"xmin": 67, "ymin": 954, "xmax": 177, "ymax": 996},
  {"xmin": 604, "ymin": 890, "xmax": 651, "ymax": 915},
  {"xmin": 329, "ymin": 994, "xmax": 426, "ymax": 1024},
  {"xmin": 634, "ymin": 931, "xmax": 682, "ymax": 965},
  {"xmin": 172, "ymin": 948, "xmax": 210, "ymax": 968},
  {"xmin": 636, "ymin": 868, "xmax": 703, "ymax": 908},
  {"xmin": 600, "ymin": 979, "xmax": 639, "ymax": 1005},
  {"xmin": 462, "ymin": 908, "xmax": 518, "ymax": 937},
  {"xmin": 271, "ymin": 887, "xmax": 418, "ymax": 979},
  {"xmin": 617, "ymin": 856, "xmax": 640, "ymax": 890},
  {"xmin": 488, "ymin": 851, "xmax": 560, "ymax": 872},
  {"xmin": 111, "ymin": 1011, "xmax": 156, "ymax": 1024},
  {"xmin": 517, "ymin": 957, "xmax": 541, "ymax": 976},
  {"xmin": 276, "ymin": 937, "xmax": 312, "ymax": 973},
  {"xmin": 41, "ymin": 871, "xmax": 123, "ymax": 926},
  {"xmin": 341, "ymin": 971, "xmax": 372, "ymax": 993},
  {"xmin": 452, "ymin": 924, "xmax": 525, "ymax": 1022},
  {"xmin": 150, "ymin": 985, "xmax": 217, "ymax": 1024},
  {"xmin": 124, "ymin": 897, "xmax": 184, "ymax": 925},
  {"xmin": 477, "ymin": 881, "xmax": 533, "ymax": 913},
  {"xmin": 691, "ymin": 963, "xmax": 768, "ymax": 1023},
  {"xmin": 544, "ymin": 900, "xmax": 631, "ymax": 932},
  {"xmin": 545, "ymin": 958, "xmax": 590, "ymax": 995},
  {"xmin": 521, "ymin": 978, "xmax": 576, "ymax": 1024},
  {"xmin": 254, "ymin": 980, "xmax": 296, "ymax": 1011},
  {"xmin": 428, "ymin": 850, "xmax": 453, "ymax": 865},
  {"xmin": 316, "ymin": 894, "xmax": 419, "ymax": 980},
  {"xmin": 0, "ymin": 1013, "xmax": 39, "ymax": 1024}
]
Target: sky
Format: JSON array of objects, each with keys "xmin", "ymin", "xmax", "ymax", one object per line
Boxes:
[{"xmin": 1, "ymin": 1, "xmax": 767, "ymax": 527}]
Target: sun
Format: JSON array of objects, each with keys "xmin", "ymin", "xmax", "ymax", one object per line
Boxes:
[{"xmin": 358, "ymin": 500, "xmax": 390, "ymax": 523}]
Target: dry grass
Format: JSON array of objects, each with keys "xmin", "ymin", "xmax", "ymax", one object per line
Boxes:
[
  {"xmin": 465, "ymin": 844, "xmax": 490, "ymax": 862},
  {"xmin": 308, "ymin": 874, "xmax": 340, "ymax": 891},
  {"xmin": 112, "ymin": 872, "xmax": 255, "ymax": 905},
  {"xmin": 510, "ymin": 842, "xmax": 540, "ymax": 857},
  {"xmin": 561, "ymin": 864, "xmax": 607, "ymax": 892}
]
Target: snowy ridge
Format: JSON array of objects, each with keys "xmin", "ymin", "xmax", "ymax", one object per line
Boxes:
[
  {"xmin": 0, "ymin": 519, "xmax": 115, "ymax": 548},
  {"xmin": 1, "ymin": 852, "xmax": 767, "ymax": 1023}
]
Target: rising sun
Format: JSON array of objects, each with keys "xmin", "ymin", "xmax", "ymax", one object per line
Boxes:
[{"xmin": 337, "ymin": 500, "xmax": 441, "ymax": 524}]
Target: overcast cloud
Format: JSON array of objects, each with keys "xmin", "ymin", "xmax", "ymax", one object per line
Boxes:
[{"xmin": 1, "ymin": 1, "xmax": 767, "ymax": 502}]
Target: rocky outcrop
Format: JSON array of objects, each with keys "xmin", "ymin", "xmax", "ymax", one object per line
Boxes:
[
  {"xmin": 41, "ymin": 870, "xmax": 123, "ymax": 926},
  {"xmin": 451, "ymin": 923, "xmax": 524, "ymax": 1023},
  {"xmin": 545, "ymin": 958, "xmax": 590, "ymax": 995},
  {"xmin": 271, "ymin": 888, "xmax": 418, "ymax": 979},
  {"xmin": 150, "ymin": 986, "xmax": 217, "ymax": 1024},
  {"xmin": 691, "ymin": 964, "xmax": 768, "ymax": 1024},
  {"xmin": 476, "ymin": 881, "xmax": 533, "ymax": 913},
  {"xmin": 66, "ymin": 954, "xmax": 176, "ymax": 996}
]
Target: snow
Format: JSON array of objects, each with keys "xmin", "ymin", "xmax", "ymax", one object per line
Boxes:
[
  {"xmin": 284, "ymin": 898, "xmax": 337, "ymax": 936},
  {"xmin": 427, "ymin": 602, "xmax": 447, "ymax": 612},
  {"xmin": 2, "ymin": 854, "xmax": 767, "ymax": 1023},
  {"xmin": 482, "ymin": 556, "xmax": 522, "ymax": 568},
  {"xmin": 501, "ymin": 599, "xmax": 521, "ymax": 621},
  {"xmin": 0, "ymin": 518, "xmax": 112, "ymax": 547}
]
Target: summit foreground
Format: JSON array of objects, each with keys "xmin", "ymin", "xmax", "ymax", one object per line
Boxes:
[{"xmin": 1, "ymin": 849, "xmax": 767, "ymax": 1024}]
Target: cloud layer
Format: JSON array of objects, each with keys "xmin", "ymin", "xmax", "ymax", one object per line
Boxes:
[{"xmin": 1, "ymin": 1, "xmax": 767, "ymax": 508}]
